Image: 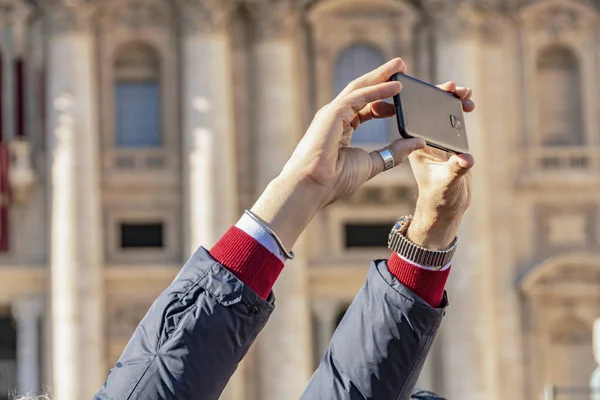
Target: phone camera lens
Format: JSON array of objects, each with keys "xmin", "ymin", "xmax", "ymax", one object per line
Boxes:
[{"xmin": 450, "ymin": 115, "xmax": 462, "ymax": 130}]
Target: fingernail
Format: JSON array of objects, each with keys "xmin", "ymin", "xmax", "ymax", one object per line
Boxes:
[{"xmin": 458, "ymin": 157, "xmax": 470, "ymax": 168}]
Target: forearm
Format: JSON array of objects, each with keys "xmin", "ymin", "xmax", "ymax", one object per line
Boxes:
[
  {"xmin": 96, "ymin": 249, "xmax": 274, "ymax": 400},
  {"xmin": 302, "ymin": 260, "xmax": 446, "ymax": 400},
  {"xmin": 249, "ymin": 174, "xmax": 323, "ymax": 250}
]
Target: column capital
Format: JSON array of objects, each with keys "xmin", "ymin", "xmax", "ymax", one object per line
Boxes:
[
  {"xmin": 12, "ymin": 297, "xmax": 44, "ymax": 321},
  {"xmin": 246, "ymin": 0, "xmax": 300, "ymax": 40},
  {"xmin": 311, "ymin": 298, "xmax": 344, "ymax": 322},
  {"xmin": 176, "ymin": 0, "xmax": 234, "ymax": 35},
  {"xmin": 424, "ymin": 0, "xmax": 506, "ymax": 44},
  {"xmin": 43, "ymin": 1, "xmax": 97, "ymax": 34},
  {"xmin": 0, "ymin": 0, "xmax": 30, "ymax": 26},
  {"xmin": 101, "ymin": 0, "xmax": 172, "ymax": 31}
]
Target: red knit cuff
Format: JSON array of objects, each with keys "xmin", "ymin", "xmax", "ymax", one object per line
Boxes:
[
  {"xmin": 210, "ymin": 226, "xmax": 284, "ymax": 300},
  {"xmin": 387, "ymin": 252, "xmax": 450, "ymax": 308}
]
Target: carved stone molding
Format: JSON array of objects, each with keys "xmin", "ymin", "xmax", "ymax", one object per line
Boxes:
[
  {"xmin": 547, "ymin": 214, "xmax": 588, "ymax": 246},
  {"xmin": 246, "ymin": 0, "xmax": 300, "ymax": 40},
  {"xmin": 536, "ymin": 206, "xmax": 596, "ymax": 253},
  {"xmin": 550, "ymin": 316, "xmax": 591, "ymax": 345},
  {"xmin": 108, "ymin": 301, "xmax": 151, "ymax": 339},
  {"xmin": 102, "ymin": 0, "xmax": 172, "ymax": 31},
  {"xmin": 44, "ymin": 3, "xmax": 97, "ymax": 34},
  {"xmin": 176, "ymin": 0, "xmax": 234, "ymax": 35},
  {"xmin": 519, "ymin": 1, "xmax": 597, "ymax": 38},
  {"xmin": 535, "ymin": 264, "xmax": 600, "ymax": 287},
  {"xmin": 0, "ymin": 0, "xmax": 30, "ymax": 27},
  {"xmin": 344, "ymin": 185, "xmax": 415, "ymax": 206},
  {"xmin": 51, "ymin": 93, "xmax": 75, "ymax": 157},
  {"xmin": 423, "ymin": 0, "xmax": 506, "ymax": 43},
  {"xmin": 522, "ymin": 3, "xmax": 595, "ymax": 37}
]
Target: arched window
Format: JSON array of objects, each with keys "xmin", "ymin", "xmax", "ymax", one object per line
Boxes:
[
  {"xmin": 335, "ymin": 44, "xmax": 389, "ymax": 144},
  {"xmin": 114, "ymin": 42, "xmax": 162, "ymax": 148},
  {"xmin": 536, "ymin": 47, "xmax": 583, "ymax": 146}
]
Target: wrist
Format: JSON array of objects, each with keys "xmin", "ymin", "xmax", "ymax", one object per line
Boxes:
[
  {"xmin": 250, "ymin": 174, "xmax": 324, "ymax": 250},
  {"xmin": 407, "ymin": 209, "xmax": 463, "ymax": 250}
]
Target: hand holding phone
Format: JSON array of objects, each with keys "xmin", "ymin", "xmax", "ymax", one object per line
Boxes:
[{"xmin": 391, "ymin": 73, "xmax": 471, "ymax": 154}]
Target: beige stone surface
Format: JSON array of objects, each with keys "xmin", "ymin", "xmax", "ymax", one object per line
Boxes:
[{"xmin": 1, "ymin": 0, "xmax": 600, "ymax": 399}]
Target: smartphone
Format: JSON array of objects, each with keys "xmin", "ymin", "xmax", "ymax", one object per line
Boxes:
[{"xmin": 391, "ymin": 73, "xmax": 469, "ymax": 154}]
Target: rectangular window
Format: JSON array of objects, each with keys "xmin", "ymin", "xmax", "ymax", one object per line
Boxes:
[
  {"xmin": 344, "ymin": 223, "xmax": 394, "ymax": 248},
  {"xmin": 115, "ymin": 82, "xmax": 161, "ymax": 148},
  {"xmin": 120, "ymin": 222, "xmax": 164, "ymax": 249}
]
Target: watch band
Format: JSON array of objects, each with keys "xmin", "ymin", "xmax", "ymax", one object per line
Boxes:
[{"xmin": 388, "ymin": 215, "xmax": 458, "ymax": 270}]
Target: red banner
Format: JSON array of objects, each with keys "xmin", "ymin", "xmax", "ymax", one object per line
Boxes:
[{"xmin": 0, "ymin": 144, "xmax": 9, "ymax": 251}]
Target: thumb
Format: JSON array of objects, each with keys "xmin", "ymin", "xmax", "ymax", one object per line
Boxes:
[
  {"xmin": 447, "ymin": 153, "xmax": 475, "ymax": 177},
  {"xmin": 368, "ymin": 137, "xmax": 426, "ymax": 179}
]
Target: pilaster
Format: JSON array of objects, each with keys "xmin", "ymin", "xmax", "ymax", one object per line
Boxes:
[
  {"xmin": 12, "ymin": 297, "xmax": 43, "ymax": 396},
  {"xmin": 247, "ymin": 2, "xmax": 313, "ymax": 398},
  {"xmin": 46, "ymin": 2, "xmax": 104, "ymax": 398}
]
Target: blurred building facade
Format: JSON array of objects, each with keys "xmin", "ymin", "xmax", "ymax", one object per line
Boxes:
[{"xmin": 0, "ymin": 0, "xmax": 599, "ymax": 399}]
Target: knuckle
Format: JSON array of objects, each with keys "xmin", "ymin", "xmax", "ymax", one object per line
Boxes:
[
  {"xmin": 316, "ymin": 104, "xmax": 329, "ymax": 116},
  {"xmin": 346, "ymin": 78, "xmax": 359, "ymax": 91}
]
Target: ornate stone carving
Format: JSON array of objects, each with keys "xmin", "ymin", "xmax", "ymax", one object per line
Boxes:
[
  {"xmin": 535, "ymin": 264, "xmax": 600, "ymax": 287},
  {"xmin": 0, "ymin": 1, "xmax": 31, "ymax": 51},
  {"xmin": 246, "ymin": 0, "xmax": 299, "ymax": 40},
  {"xmin": 547, "ymin": 214, "xmax": 588, "ymax": 246},
  {"xmin": 344, "ymin": 186, "xmax": 416, "ymax": 206},
  {"xmin": 521, "ymin": 2, "xmax": 597, "ymax": 38},
  {"xmin": 109, "ymin": 301, "xmax": 151, "ymax": 338},
  {"xmin": 103, "ymin": 0, "xmax": 171, "ymax": 30},
  {"xmin": 52, "ymin": 94, "xmax": 75, "ymax": 160},
  {"xmin": 45, "ymin": 2, "xmax": 97, "ymax": 34},
  {"xmin": 423, "ymin": 0, "xmax": 505, "ymax": 43},
  {"xmin": 8, "ymin": 138, "xmax": 36, "ymax": 205},
  {"xmin": 550, "ymin": 316, "xmax": 591, "ymax": 345},
  {"xmin": 176, "ymin": 0, "xmax": 233, "ymax": 35},
  {"xmin": 536, "ymin": 205, "xmax": 596, "ymax": 253}
]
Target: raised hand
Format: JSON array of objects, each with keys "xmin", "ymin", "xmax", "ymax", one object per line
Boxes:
[
  {"xmin": 407, "ymin": 82, "xmax": 476, "ymax": 249},
  {"xmin": 251, "ymin": 58, "xmax": 426, "ymax": 249},
  {"xmin": 280, "ymin": 57, "xmax": 425, "ymax": 206}
]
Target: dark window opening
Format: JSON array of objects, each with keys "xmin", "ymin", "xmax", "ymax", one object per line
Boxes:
[
  {"xmin": 344, "ymin": 223, "xmax": 394, "ymax": 248},
  {"xmin": 0, "ymin": 316, "xmax": 17, "ymax": 400},
  {"xmin": 120, "ymin": 223, "xmax": 164, "ymax": 249},
  {"xmin": 335, "ymin": 307, "xmax": 348, "ymax": 328}
]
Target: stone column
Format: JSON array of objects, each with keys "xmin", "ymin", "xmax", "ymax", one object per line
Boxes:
[
  {"xmin": 179, "ymin": 0, "xmax": 238, "ymax": 253},
  {"xmin": 312, "ymin": 299, "xmax": 343, "ymax": 365},
  {"xmin": 591, "ymin": 318, "xmax": 600, "ymax": 400},
  {"xmin": 249, "ymin": 2, "xmax": 313, "ymax": 398},
  {"xmin": 2, "ymin": 19, "xmax": 14, "ymax": 141},
  {"xmin": 427, "ymin": 4, "xmax": 491, "ymax": 400},
  {"xmin": 12, "ymin": 298, "xmax": 43, "ymax": 395},
  {"xmin": 178, "ymin": 1, "xmax": 241, "ymax": 399},
  {"xmin": 46, "ymin": 3, "xmax": 104, "ymax": 399}
]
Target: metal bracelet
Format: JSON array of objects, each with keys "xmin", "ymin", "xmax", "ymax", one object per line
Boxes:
[{"xmin": 244, "ymin": 209, "xmax": 296, "ymax": 260}]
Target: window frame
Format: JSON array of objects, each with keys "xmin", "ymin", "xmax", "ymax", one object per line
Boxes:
[
  {"xmin": 105, "ymin": 206, "xmax": 180, "ymax": 265},
  {"xmin": 98, "ymin": 21, "xmax": 179, "ymax": 184},
  {"xmin": 114, "ymin": 80, "xmax": 163, "ymax": 148},
  {"xmin": 308, "ymin": 0, "xmax": 419, "ymax": 147},
  {"xmin": 534, "ymin": 45, "xmax": 584, "ymax": 147},
  {"xmin": 327, "ymin": 203, "xmax": 413, "ymax": 262},
  {"xmin": 519, "ymin": 2, "xmax": 598, "ymax": 150},
  {"xmin": 333, "ymin": 43, "xmax": 390, "ymax": 144}
]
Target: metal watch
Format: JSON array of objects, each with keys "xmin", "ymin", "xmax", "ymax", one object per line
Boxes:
[{"xmin": 388, "ymin": 215, "xmax": 458, "ymax": 270}]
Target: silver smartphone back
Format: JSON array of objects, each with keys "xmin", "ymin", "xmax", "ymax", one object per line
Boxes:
[{"xmin": 392, "ymin": 74, "xmax": 469, "ymax": 154}]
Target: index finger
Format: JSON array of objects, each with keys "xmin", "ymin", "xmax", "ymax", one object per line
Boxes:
[
  {"xmin": 334, "ymin": 81, "xmax": 402, "ymax": 121},
  {"xmin": 335, "ymin": 58, "xmax": 407, "ymax": 100}
]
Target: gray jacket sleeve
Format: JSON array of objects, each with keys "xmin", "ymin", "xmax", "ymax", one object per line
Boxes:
[
  {"xmin": 94, "ymin": 247, "xmax": 275, "ymax": 400},
  {"xmin": 301, "ymin": 259, "xmax": 447, "ymax": 400}
]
